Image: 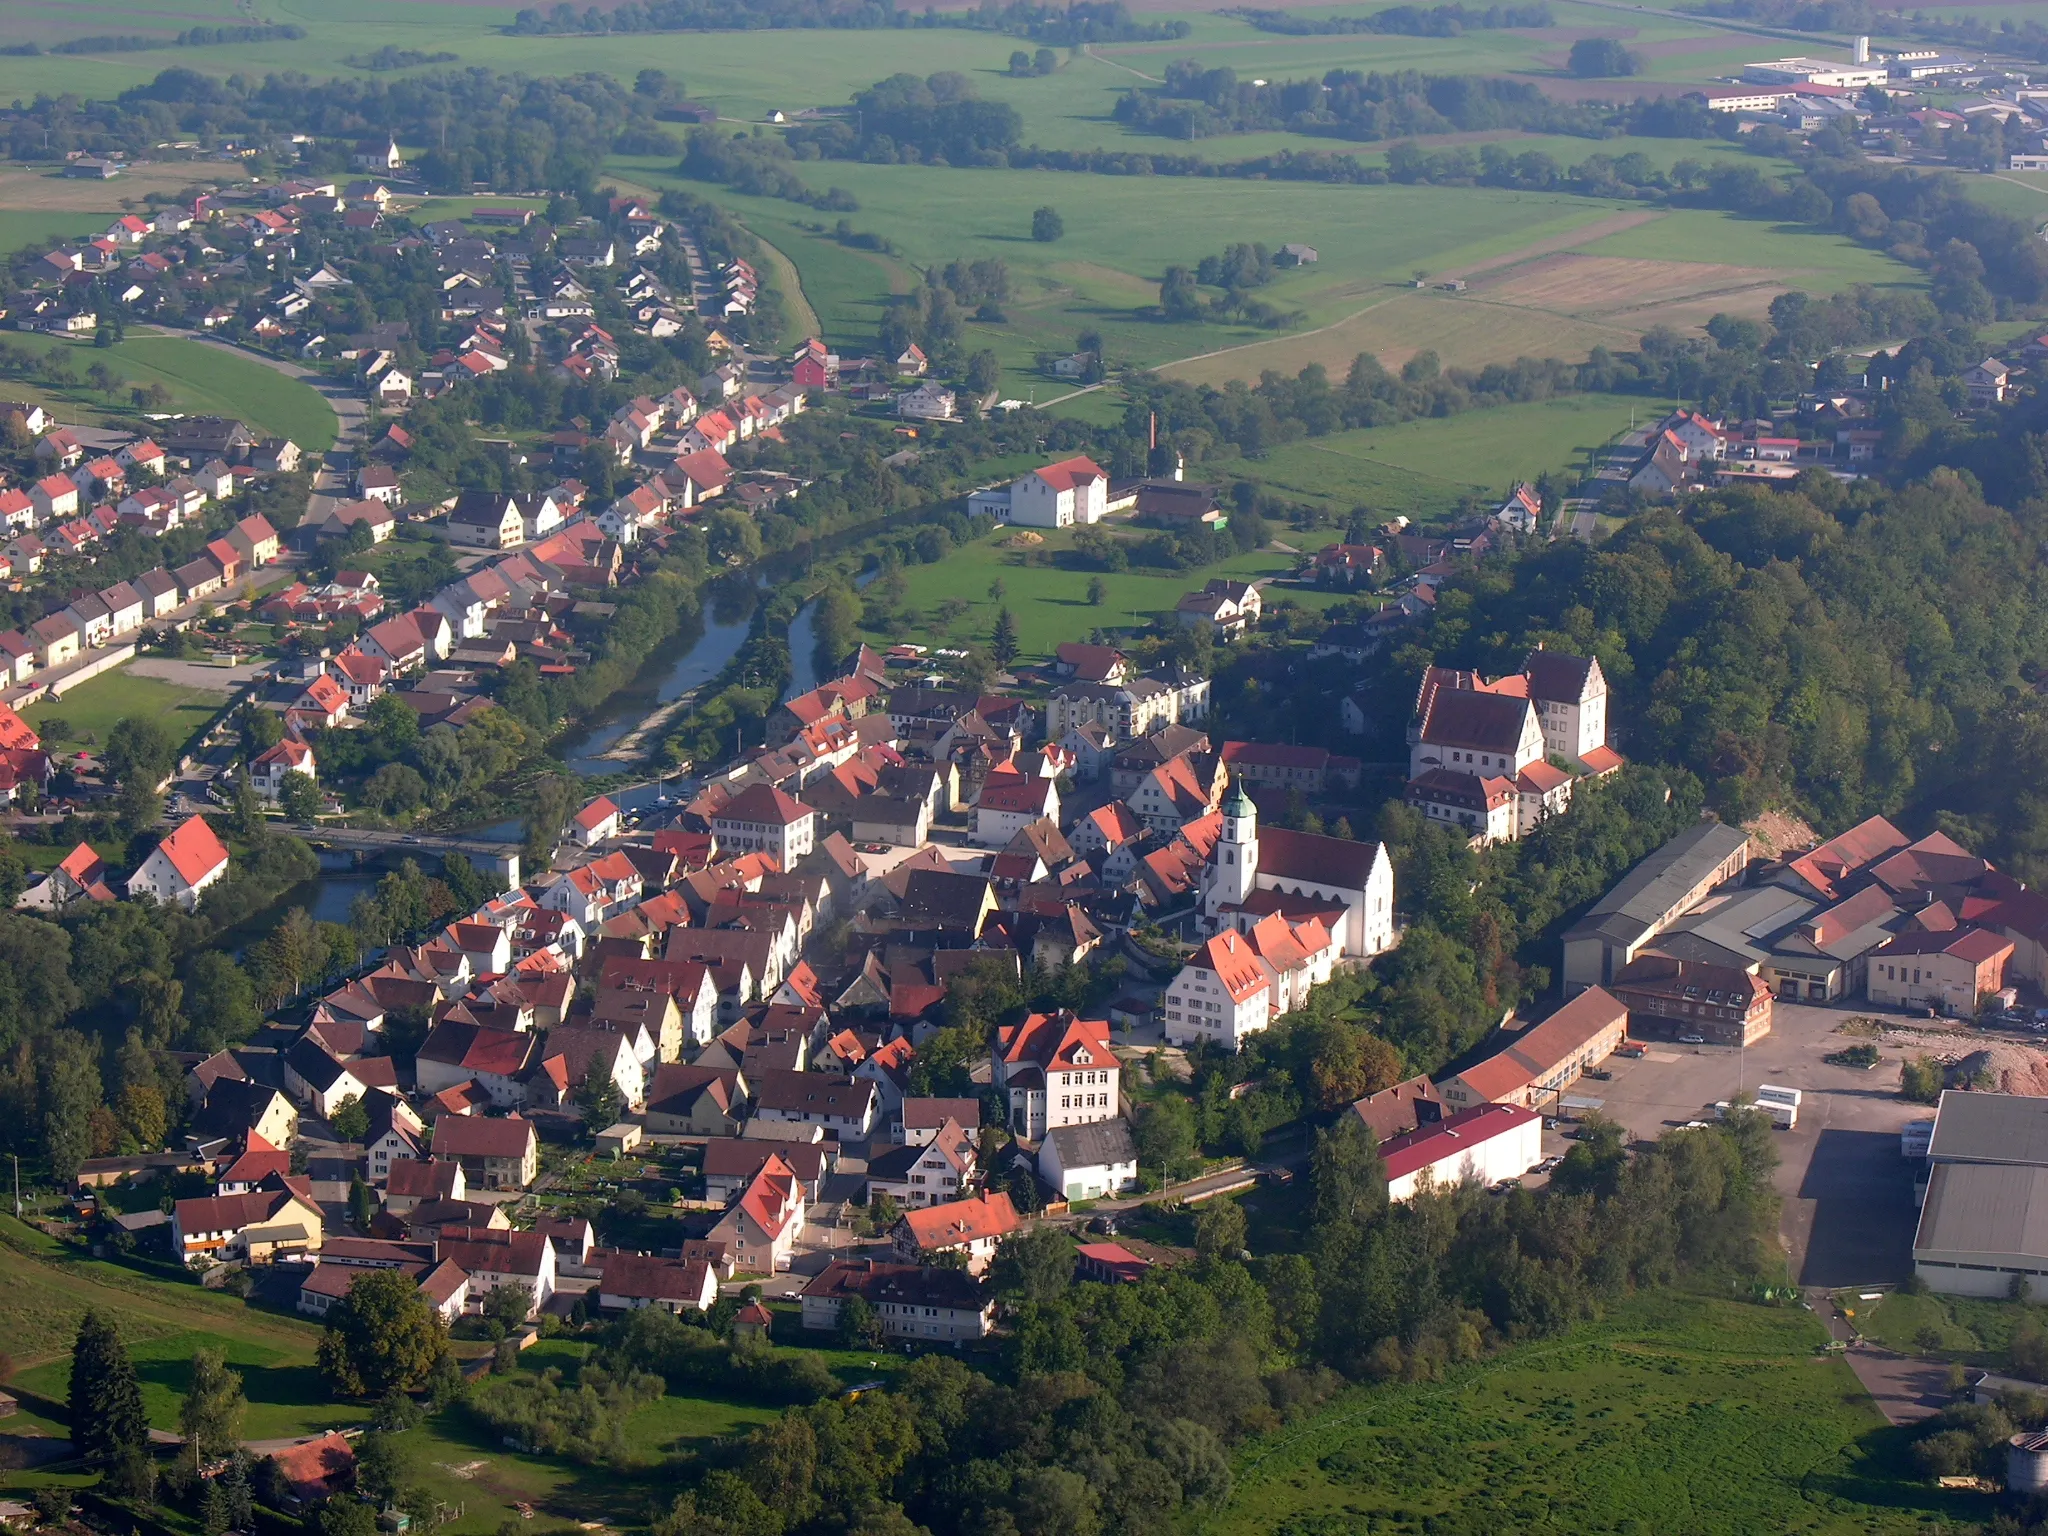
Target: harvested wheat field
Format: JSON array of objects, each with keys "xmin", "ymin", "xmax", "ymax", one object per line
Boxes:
[
  {"xmin": 0, "ymin": 162, "xmax": 248, "ymax": 212},
  {"xmin": 1472, "ymin": 251, "xmax": 1791, "ymax": 315},
  {"xmin": 1160, "ymin": 290, "xmax": 1638, "ymax": 382}
]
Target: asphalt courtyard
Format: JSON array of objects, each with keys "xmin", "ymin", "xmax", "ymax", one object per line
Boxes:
[{"xmin": 1561, "ymin": 999, "xmax": 1937, "ymax": 1288}]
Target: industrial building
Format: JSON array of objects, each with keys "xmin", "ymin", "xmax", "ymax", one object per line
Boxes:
[
  {"xmin": 1560, "ymin": 822, "xmax": 1752, "ymax": 992},
  {"xmin": 1913, "ymin": 1092, "xmax": 2048, "ymax": 1298}
]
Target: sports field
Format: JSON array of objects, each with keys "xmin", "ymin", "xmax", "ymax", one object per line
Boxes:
[
  {"xmin": 1220, "ymin": 392, "xmax": 1650, "ymax": 520},
  {"xmin": 0, "ymin": 331, "xmax": 336, "ymax": 449},
  {"xmin": 1209, "ymin": 1290, "xmax": 1971, "ymax": 1536}
]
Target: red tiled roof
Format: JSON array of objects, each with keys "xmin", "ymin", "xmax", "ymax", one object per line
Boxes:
[
  {"xmin": 154, "ymin": 816, "xmax": 229, "ymax": 886},
  {"xmin": 1034, "ymin": 455, "xmax": 1105, "ymax": 493},
  {"xmin": 902, "ymin": 1191, "xmax": 1019, "ymax": 1249}
]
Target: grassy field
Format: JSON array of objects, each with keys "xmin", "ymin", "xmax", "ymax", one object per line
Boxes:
[
  {"xmin": 23, "ymin": 667, "xmax": 221, "ymax": 753},
  {"xmin": 622, "ymin": 144, "xmax": 1922, "ymax": 391},
  {"xmin": 0, "ymin": 0, "xmax": 1784, "ymax": 140},
  {"xmin": 1841, "ymin": 1287, "xmax": 2029, "ymax": 1366},
  {"xmin": 1217, "ymin": 392, "xmax": 1650, "ymax": 521},
  {"xmin": 879, "ymin": 521, "xmax": 1302, "ymax": 659},
  {"xmin": 1202, "ymin": 1290, "xmax": 1973, "ymax": 1536},
  {"xmin": 0, "ymin": 1216, "xmax": 335, "ymax": 1380},
  {"xmin": 0, "ymin": 331, "xmax": 336, "ymax": 450}
]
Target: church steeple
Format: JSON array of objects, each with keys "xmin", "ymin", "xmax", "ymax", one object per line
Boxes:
[{"xmin": 1209, "ymin": 773, "xmax": 1259, "ymax": 912}]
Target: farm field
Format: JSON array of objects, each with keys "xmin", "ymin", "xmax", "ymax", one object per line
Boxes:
[
  {"xmin": 0, "ymin": 330, "xmax": 337, "ymax": 450},
  {"xmin": 0, "ymin": 0, "xmax": 1776, "ymax": 137},
  {"xmin": 626, "ymin": 142, "xmax": 1920, "ymax": 391},
  {"xmin": 23, "ymin": 667, "xmax": 222, "ymax": 753},
  {"xmin": 1205, "ymin": 1290, "xmax": 1968, "ymax": 1536},
  {"xmin": 1219, "ymin": 392, "xmax": 1650, "ymax": 521},
  {"xmin": 878, "ymin": 522, "xmax": 1312, "ymax": 659}
]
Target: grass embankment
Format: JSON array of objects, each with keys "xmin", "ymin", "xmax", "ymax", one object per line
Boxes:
[
  {"xmin": 1842, "ymin": 1287, "xmax": 2031, "ymax": 1366},
  {"xmin": 0, "ymin": 332, "xmax": 335, "ymax": 450},
  {"xmin": 1202, "ymin": 1290, "xmax": 1975, "ymax": 1536}
]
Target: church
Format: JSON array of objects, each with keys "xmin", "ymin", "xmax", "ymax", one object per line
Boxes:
[{"xmin": 1200, "ymin": 779, "xmax": 1395, "ymax": 960}]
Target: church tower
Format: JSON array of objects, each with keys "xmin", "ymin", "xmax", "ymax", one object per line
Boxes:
[{"xmin": 1206, "ymin": 775, "xmax": 1260, "ymax": 915}]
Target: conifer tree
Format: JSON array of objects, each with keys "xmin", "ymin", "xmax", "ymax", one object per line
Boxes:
[{"xmin": 70, "ymin": 1308, "xmax": 147, "ymax": 1464}]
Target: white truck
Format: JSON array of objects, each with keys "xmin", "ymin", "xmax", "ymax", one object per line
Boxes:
[{"xmin": 1718, "ymin": 1085, "xmax": 1800, "ymax": 1130}]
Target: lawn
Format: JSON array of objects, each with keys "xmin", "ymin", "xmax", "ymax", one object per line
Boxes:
[
  {"xmin": 0, "ymin": 1216, "xmax": 334, "ymax": 1385},
  {"xmin": 1842, "ymin": 1287, "xmax": 2030, "ymax": 1366},
  {"xmin": 1220, "ymin": 392, "xmax": 1652, "ymax": 522},
  {"xmin": 0, "ymin": 331, "xmax": 336, "ymax": 450},
  {"xmin": 878, "ymin": 521, "xmax": 1300, "ymax": 659},
  {"xmin": 23, "ymin": 667, "xmax": 222, "ymax": 754},
  {"xmin": 14, "ymin": 1328, "xmax": 370, "ymax": 1442},
  {"xmin": 0, "ymin": 211, "xmax": 119, "ymax": 259},
  {"xmin": 1204, "ymin": 1289, "xmax": 1975, "ymax": 1536}
]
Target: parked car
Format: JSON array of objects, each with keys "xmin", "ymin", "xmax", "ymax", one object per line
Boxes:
[
  {"xmin": 1678, "ymin": 1033, "xmax": 1706, "ymax": 1045},
  {"xmin": 1584, "ymin": 1068, "xmax": 1613, "ymax": 1081}
]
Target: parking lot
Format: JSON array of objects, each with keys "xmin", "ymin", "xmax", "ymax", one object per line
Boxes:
[{"xmin": 1555, "ymin": 1000, "xmax": 1941, "ymax": 1287}]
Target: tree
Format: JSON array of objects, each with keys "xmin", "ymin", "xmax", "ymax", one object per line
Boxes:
[
  {"xmin": 1568, "ymin": 36, "xmax": 1637, "ymax": 76},
  {"xmin": 1136, "ymin": 1097, "xmax": 1197, "ymax": 1179},
  {"xmin": 835, "ymin": 1294, "xmax": 884, "ymax": 1349},
  {"xmin": 319, "ymin": 1497, "xmax": 379, "ymax": 1536},
  {"xmin": 70, "ymin": 1309, "xmax": 147, "ymax": 1465},
  {"xmin": 1193, "ymin": 1198, "xmax": 1249, "ymax": 1262},
  {"xmin": 117, "ymin": 1082, "xmax": 166, "ymax": 1151},
  {"xmin": 1160, "ymin": 265, "xmax": 1201, "ymax": 321},
  {"xmin": 990, "ymin": 608, "xmax": 1019, "ymax": 668},
  {"xmin": 105, "ymin": 716, "xmax": 175, "ymax": 787},
  {"xmin": 279, "ymin": 771, "xmax": 321, "ymax": 822},
  {"xmin": 964, "ymin": 349, "xmax": 1002, "ymax": 394},
  {"xmin": 317, "ymin": 1268, "xmax": 449, "ymax": 1397},
  {"xmin": 483, "ymin": 1283, "xmax": 531, "ymax": 1334},
  {"xmin": 1309, "ymin": 1115, "xmax": 1386, "ymax": 1228},
  {"xmin": 41, "ymin": 1028, "xmax": 102, "ymax": 1184},
  {"xmin": 1031, "ymin": 206, "xmax": 1064, "ymax": 243},
  {"xmin": 1009, "ymin": 49, "xmax": 1033, "ymax": 75},
  {"xmin": 1086, "ymin": 577, "xmax": 1107, "ymax": 606},
  {"xmin": 331, "ymin": 1094, "xmax": 370, "ymax": 1143},
  {"xmin": 989, "ymin": 1225, "xmax": 1072, "ymax": 1304},
  {"xmin": 579, "ymin": 1056, "xmax": 623, "ymax": 1126},
  {"xmin": 349, "ymin": 1169, "xmax": 377, "ymax": 1230},
  {"xmin": 524, "ymin": 772, "xmax": 579, "ymax": 867},
  {"xmin": 178, "ymin": 1348, "xmax": 246, "ymax": 1467}
]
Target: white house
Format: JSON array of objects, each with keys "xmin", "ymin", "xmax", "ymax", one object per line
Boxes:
[
  {"xmin": 710, "ymin": 784, "xmax": 816, "ymax": 866},
  {"xmin": 128, "ymin": 816, "xmax": 231, "ymax": 910},
  {"xmin": 1038, "ymin": 1118, "xmax": 1139, "ymax": 1200},
  {"xmin": 1004, "ymin": 456, "xmax": 1107, "ymax": 529},
  {"xmin": 973, "ymin": 767, "xmax": 1060, "ymax": 847},
  {"xmin": 993, "ymin": 1010, "xmax": 1118, "ymax": 1143},
  {"xmin": 252, "ymin": 736, "xmax": 316, "ymax": 802}
]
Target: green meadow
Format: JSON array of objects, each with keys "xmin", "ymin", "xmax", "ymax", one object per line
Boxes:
[
  {"xmin": 0, "ymin": 331, "xmax": 337, "ymax": 450},
  {"xmin": 24, "ymin": 668, "xmax": 224, "ymax": 754},
  {"xmin": 1216, "ymin": 392, "xmax": 1650, "ymax": 521},
  {"xmin": 877, "ymin": 521, "xmax": 1319, "ymax": 660},
  {"xmin": 1203, "ymin": 1290, "xmax": 1972, "ymax": 1536}
]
